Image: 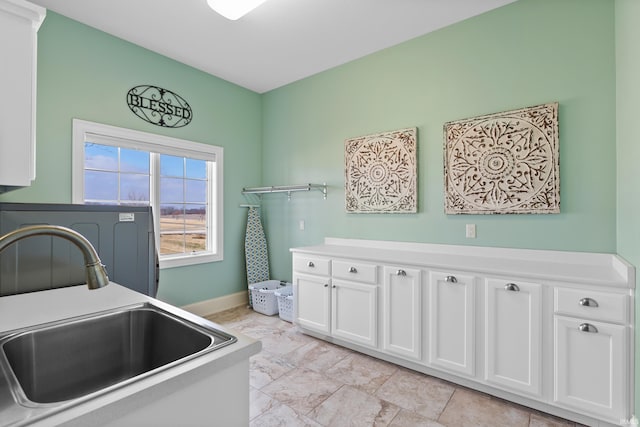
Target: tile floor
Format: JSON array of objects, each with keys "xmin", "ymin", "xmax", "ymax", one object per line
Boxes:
[{"xmin": 206, "ymin": 306, "xmax": 584, "ymax": 427}]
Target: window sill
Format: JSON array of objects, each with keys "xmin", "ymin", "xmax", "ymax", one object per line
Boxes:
[{"xmin": 159, "ymin": 252, "xmax": 222, "ymax": 269}]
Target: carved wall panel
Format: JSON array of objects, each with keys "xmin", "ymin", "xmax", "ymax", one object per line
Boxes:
[
  {"xmin": 345, "ymin": 128, "xmax": 417, "ymax": 213},
  {"xmin": 444, "ymin": 103, "xmax": 559, "ymax": 214}
]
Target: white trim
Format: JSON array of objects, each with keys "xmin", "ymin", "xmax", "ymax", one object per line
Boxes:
[
  {"xmin": 180, "ymin": 291, "xmax": 249, "ymax": 318},
  {"xmin": 160, "ymin": 252, "xmax": 220, "ymax": 269},
  {"xmin": 0, "ymin": 0, "xmax": 45, "ymax": 28},
  {"xmin": 72, "ymin": 119, "xmax": 224, "ymax": 267}
]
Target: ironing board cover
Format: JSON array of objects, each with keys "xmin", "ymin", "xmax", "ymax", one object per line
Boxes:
[{"xmin": 244, "ymin": 207, "xmax": 270, "ymax": 284}]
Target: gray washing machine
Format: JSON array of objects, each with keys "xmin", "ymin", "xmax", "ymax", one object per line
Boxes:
[{"xmin": 0, "ymin": 203, "xmax": 158, "ymax": 297}]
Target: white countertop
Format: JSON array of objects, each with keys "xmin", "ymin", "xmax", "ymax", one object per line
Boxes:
[
  {"xmin": 0, "ymin": 283, "xmax": 261, "ymax": 426},
  {"xmin": 291, "ymin": 237, "xmax": 635, "ymax": 288}
]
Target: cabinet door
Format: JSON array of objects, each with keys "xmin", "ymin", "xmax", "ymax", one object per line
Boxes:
[
  {"xmin": 382, "ymin": 266, "xmax": 421, "ymax": 360},
  {"xmin": 554, "ymin": 316, "xmax": 626, "ymax": 422},
  {"xmin": 295, "ymin": 274, "xmax": 330, "ymax": 334},
  {"xmin": 331, "ymin": 279, "xmax": 377, "ymax": 348},
  {"xmin": 0, "ymin": 1, "xmax": 44, "ymax": 186},
  {"xmin": 485, "ymin": 278, "xmax": 541, "ymax": 396},
  {"xmin": 428, "ymin": 272, "xmax": 476, "ymax": 376}
]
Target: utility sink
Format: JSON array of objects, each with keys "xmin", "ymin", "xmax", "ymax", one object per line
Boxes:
[{"xmin": 0, "ymin": 303, "xmax": 236, "ymax": 406}]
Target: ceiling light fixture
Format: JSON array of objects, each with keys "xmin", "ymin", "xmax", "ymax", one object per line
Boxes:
[{"xmin": 206, "ymin": 0, "xmax": 270, "ymax": 20}]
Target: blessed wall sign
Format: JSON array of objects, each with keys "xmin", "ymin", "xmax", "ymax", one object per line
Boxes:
[{"xmin": 126, "ymin": 85, "xmax": 192, "ymax": 128}]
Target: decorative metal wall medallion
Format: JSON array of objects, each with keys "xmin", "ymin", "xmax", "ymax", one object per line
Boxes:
[
  {"xmin": 126, "ymin": 85, "xmax": 192, "ymax": 128},
  {"xmin": 444, "ymin": 102, "xmax": 559, "ymax": 214},
  {"xmin": 345, "ymin": 127, "xmax": 417, "ymax": 213}
]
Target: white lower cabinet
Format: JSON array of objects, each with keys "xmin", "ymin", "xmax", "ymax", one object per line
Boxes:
[
  {"xmin": 553, "ymin": 288, "xmax": 628, "ymax": 425},
  {"xmin": 484, "ymin": 278, "xmax": 542, "ymax": 397},
  {"xmin": 331, "ymin": 279, "xmax": 377, "ymax": 347},
  {"xmin": 295, "ymin": 273, "xmax": 331, "ymax": 334},
  {"xmin": 291, "ymin": 240, "xmax": 634, "ymax": 426},
  {"xmin": 428, "ymin": 271, "xmax": 476, "ymax": 376},
  {"xmin": 382, "ymin": 266, "xmax": 421, "ymax": 360},
  {"xmin": 294, "ymin": 255, "xmax": 378, "ymax": 348}
]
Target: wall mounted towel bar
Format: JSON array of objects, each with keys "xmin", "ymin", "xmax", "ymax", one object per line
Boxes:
[{"xmin": 241, "ymin": 183, "xmax": 327, "ymax": 200}]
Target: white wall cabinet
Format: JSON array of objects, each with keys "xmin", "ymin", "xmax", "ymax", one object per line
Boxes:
[
  {"xmin": 484, "ymin": 278, "xmax": 542, "ymax": 397},
  {"xmin": 428, "ymin": 271, "xmax": 476, "ymax": 376},
  {"xmin": 291, "ymin": 238, "xmax": 634, "ymax": 427},
  {"xmin": 382, "ymin": 266, "xmax": 421, "ymax": 360},
  {"xmin": 0, "ymin": 0, "xmax": 45, "ymax": 187}
]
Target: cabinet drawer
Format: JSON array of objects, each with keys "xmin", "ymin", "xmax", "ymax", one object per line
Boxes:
[
  {"xmin": 554, "ymin": 287, "xmax": 628, "ymax": 324},
  {"xmin": 332, "ymin": 260, "xmax": 377, "ymax": 284},
  {"xmin": 293, "ymin": 255, "xmax": 331, "ymax": 276}
]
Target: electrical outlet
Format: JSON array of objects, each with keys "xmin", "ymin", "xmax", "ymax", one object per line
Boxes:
[
  {"xmin": 466, "ymin": 224, "xmax": 476, "ymax": 238},
  {"xmin": 299, "ymin": 220, "xmax": 305, "ymax": 231}
]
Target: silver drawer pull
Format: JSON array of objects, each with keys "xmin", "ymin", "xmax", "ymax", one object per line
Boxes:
[
  {"xmin": 579, "ymin": 323, "xmax": 598, "ymax": 333},
  {"xmin": 579, "ymin": 297, "xmax": 599, "ymax": 308},
  {"xmin": 445, "ymin": 275, "xmax": 457, "ymax": 283},
  {"xmin": 348, "ymin": 266, "xmax": 357, "ymax": 273},
  {"xmin": 504, "ymin": 283, "xmax": 520, "ymax": 292},
  {"xmin": 307, "ymin": 261, "xmax": 315, "ymax": 268},
  {"xmin": 396, "ymin": 269, "xmax": 406, "ymax": 276}
]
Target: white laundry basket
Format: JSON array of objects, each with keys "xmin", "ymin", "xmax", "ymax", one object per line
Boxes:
[
  {"xmin": 248, "ymin": 280, "xmax": 283, "ymax": 315},
  {"xmin": 274, "ymin": 285, "xmax": 294, "ymax": 322}
]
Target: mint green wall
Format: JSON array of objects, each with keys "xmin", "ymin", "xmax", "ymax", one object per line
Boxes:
[
  {"xmin": 262, "ymin": 0, "xmax": 617, "ymax": 282},
  {"xmin": 0, "ymin": 12, "xmax": 263, "ymax": 306},
  {"xmin": 615, "ymin": 0, "xmax": 640, "ymax": 414}
]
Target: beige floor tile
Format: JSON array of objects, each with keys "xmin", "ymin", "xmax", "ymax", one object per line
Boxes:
[
  {"xmin": 258, "ymin": 326, "xmax": 316, "ymax": 355},
  {"xmin": 206, "ymin": 304, "xmax": 253, "ymax": 324},
  {"xmin": 308, "ymin": 385, "xmax": 400, "ymax": 427},
  {"xmin": 282, "ymin": 339, "xmax": 352, "ymax": 373},
  {"xmin": 375, "ymin": 368, "xmax": 455, "ymax": 420},
  {"xmin": 438, "ymin": 388, "xmax": 530, "ymax": 427},
  {"xmin": 261, "ymin": 367, "xmax": 342, "ymax": 414},
  {"xmin": 325, "ymin": 352, "xmax": 398, "ymax": 394},
  {"xmin": 250, "ymin": 402, "xmax": 322, "ymax": 427},
  {"xmin": 250, "ymin": 351, "xmax": 295, "ymax": 389},
  {"xmin": 208, "ymin": 306, "xmax": 578, "ymax": 427},
  {"xmin": 250, "ymin": 387, "xmax": 280, "ymax": 420},
  {"xmin": 224, "ymin": 316, "xmax": 290, "ymax": 340},
  {"xmin": 529, "ymin": 412, "xmax": 576, "ymax": 427},
  {"xmin": 389, "ymin": 409, "xmax": 447, "ymax": 427}
]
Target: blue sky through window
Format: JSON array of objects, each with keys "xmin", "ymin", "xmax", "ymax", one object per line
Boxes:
[{"xmin": 84, "ymin": 143, "xmax": 206, "ymax": 207}]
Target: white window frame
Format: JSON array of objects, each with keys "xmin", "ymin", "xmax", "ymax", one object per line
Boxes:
[{"xmin": 72, "ymin": 119, "xmax": 224, "ymax": 269}]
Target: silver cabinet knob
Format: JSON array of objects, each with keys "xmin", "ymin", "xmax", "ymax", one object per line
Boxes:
[
  {"xmin": 396, "ymin": 269, "xmax": 407, "ymax": 276},
  {"xmin": 579, "ymin": 323, "xmax": 598, "ymax": 333},
  {"xmin": 307, "ymin": 261, "xmax": 315, "ymax": 268},
  {"xmin": 348, "ymin": 266, "xmax": 357, "ymax": 273},
  {"xmin": 579, "ymin": 297, "xmax": 599, "ymax": 307},
  {"xmin": 332, "ymin": 284, "xmax": 337, "ymax": 288},
  {"xmin": 504, "ymin": 283, "xmax": 520, "ymax": 292},
  {"xmin": 445, "ymin": 275, "xmax": 457, "ymax": 283},
  {"xmin": 323, "ymin": 283, "xmax": 329, "ymax": 288}
]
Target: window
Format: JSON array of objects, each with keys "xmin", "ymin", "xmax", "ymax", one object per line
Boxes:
[{"xmin": 72, "ymin": 119, "xmax": 223, "ymax": 268}]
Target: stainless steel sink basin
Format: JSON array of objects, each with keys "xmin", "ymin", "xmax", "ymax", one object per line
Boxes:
[{"xmin": 0, "ymin": 303, "xmax": 236, "ymax": 407}]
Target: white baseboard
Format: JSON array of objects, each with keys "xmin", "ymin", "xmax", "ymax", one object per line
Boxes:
[{"xmin": 181, "ymin": 290, "xmax": 249, "ymax": 317}]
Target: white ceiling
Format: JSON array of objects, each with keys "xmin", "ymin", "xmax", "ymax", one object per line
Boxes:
[{"xmin": 28, "ymin": 0, "xmax": 518, "ymax": 94}]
